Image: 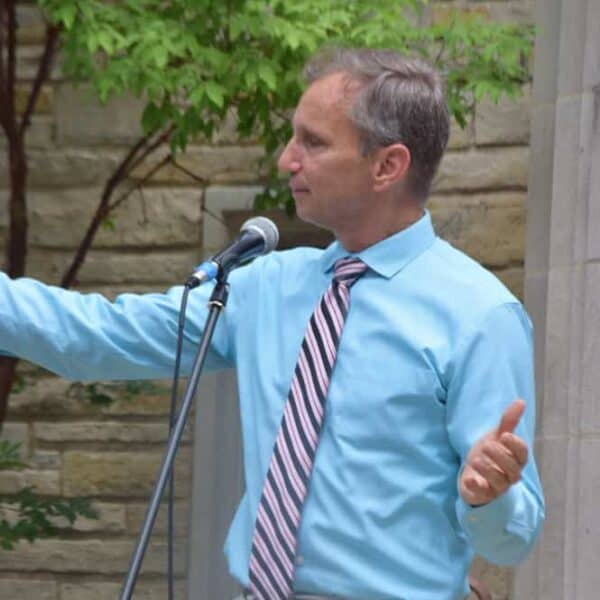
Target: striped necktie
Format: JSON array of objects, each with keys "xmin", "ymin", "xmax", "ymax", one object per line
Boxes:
[{"xmin": 249, "ymin": 257, "xmax": 368, "ymax": 600}]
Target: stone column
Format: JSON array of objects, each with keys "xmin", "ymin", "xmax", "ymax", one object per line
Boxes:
[{"xmin": 515, "ymin": 0, "xmax": 600, "ymax": 598}]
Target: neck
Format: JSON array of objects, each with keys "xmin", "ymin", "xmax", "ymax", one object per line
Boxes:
[{"xmin": 335, "ymin": 203, "xmax": 424, "ymax": 252}]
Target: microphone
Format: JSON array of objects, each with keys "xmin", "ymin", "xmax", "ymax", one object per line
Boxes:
[{"xmin": 186, "ymin": 216, "xmax": 279, "ymax": 289}]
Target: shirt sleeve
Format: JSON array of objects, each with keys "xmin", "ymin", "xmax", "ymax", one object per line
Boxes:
[
  {"xmin": 0, "ymin": 268, "xmax": 250, "ymax": 381},
  {"xmin": 445, "ymin": 302, "xmax": 545, "ymax": 566}
]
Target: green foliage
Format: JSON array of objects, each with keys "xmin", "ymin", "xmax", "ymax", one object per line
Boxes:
[
  {"xmin": 0, "ymin": 442, "xmax": 98, "ymax": 550},
  {"xmin": 0, "ymin": 486, "xmax": 98, "ymax": 550},
  {"xmin": 39, "ymin": 0, "xmax": 533, "ymax": 209},
  {"xmin": 0, "ymin": 441, "xmax": 24, "ymax": 471}
]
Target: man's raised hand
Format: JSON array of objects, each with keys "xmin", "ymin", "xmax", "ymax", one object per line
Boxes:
[{"xmin": 459, "ymin": 399, "xmax": 529, "ymax": 506}]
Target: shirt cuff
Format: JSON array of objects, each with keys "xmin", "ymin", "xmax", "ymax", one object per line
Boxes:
[{"xmin": 457, "ymin": 483, "xmax": 521, "ymax": 533}]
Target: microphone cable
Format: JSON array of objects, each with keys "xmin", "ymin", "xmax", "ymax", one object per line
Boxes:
[{"xmin": 166, "ymin": 284, "xmax": 191, "ymax": 600}]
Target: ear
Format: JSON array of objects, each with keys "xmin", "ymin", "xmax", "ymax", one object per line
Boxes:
[{"xmin": 371, "ymin": 144, "xmax": 411, "ymax": 192}]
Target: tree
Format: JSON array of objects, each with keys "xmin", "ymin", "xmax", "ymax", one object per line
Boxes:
[{"xmin": 0, "ymin": 0, "xmax": 532, "ymax": 546}]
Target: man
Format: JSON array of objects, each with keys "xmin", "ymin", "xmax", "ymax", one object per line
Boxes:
[{"xmin": 0, "ymin": 49, "xmax": 544, "ymax": 599}]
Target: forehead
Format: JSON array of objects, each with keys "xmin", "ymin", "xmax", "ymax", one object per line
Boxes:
[{"xmin": 293, "ymin": 72, "xmax": 361, "ymax": 132}]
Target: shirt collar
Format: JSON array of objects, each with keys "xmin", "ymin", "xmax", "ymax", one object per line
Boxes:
[{"xmin": 319, "ymin": 210, "xmax": 436, "ymax": 279}]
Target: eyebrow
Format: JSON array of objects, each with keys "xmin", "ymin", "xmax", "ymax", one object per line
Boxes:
[{"xmin": 293, "ymin": 122, "xmax": 326, "ymax": 141}]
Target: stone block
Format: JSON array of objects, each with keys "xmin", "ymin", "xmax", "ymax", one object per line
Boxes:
[
  {"xmin": 0, "ymin": 468, "xmax": 60, "ymax": 495},
  {"xmin": 60, "ymin": 580, "xmax": 187, "ymax": 600},
  {"xmin": 7, "ymin": 377, "xmax": 104, "ymax": 419},
  {"xmin": 16, "ymin": 4, "xmax": 47, "ymax": 45},
  {"xmin": 126, "ymin": 501, "xmax": 190, "ymax": 537},
  {"xmin": 448, "ymin": 116, "xmax": 473, "ymax": 150},
  {"xmin": 25, "ymin": 115, "xmax": 55, "ymax": 148},
  {"xmin": 15, "ymin": 83, "xmax": 54, "ymax": 114},
  {"xmin": 62, "ymin": 450, "xmax": 192, "ymax": 498},
  {"xmin": 102, "ymin": 386, "xmax": 174, "ymax": 417},
  {"xmin": 17, "ymin": 45, "xmax": 63, "ymax": 81},
  {"xmin": 0, "ymin": 116, "xmax": 55, "ymax": 151},
  {"xmin": 34, "ymin": 421, "xmax": 192, "ymax": 444},
  {"xmin": 8, "ymin": 377, "xmax": 176, "ymax": 419},
  {"xmin": 26, "ymin": 247, "xmax": 202, "ymax": 285},
  {"xmin": 429, "ymin": 191, "xmax": 526, "ymax": 268},
  {"xmin": 65, "ymin": 502, "xmax": 126, "ymax": 533},
  {"xmin": 0, "ymin": 422, "xmax": 29, "ymax": 459},
  {"xmin": 30, "ymin": 450, "xmax": 61, "ymax": 470},
  {"xmin": 0, "ymin": 148, "xmax": 122, "ymax": 189},
  {"xmin": 203, "ymin": 185, "xmax": 261, "ymax": 254},
  {"xmin": 131, "ymin": 145, "xmax": 265, "ymax": 185},
  {"xmin": 54, "ymin": 84, "xmax": 145, "ymax": 145},
  {"xmin": 433, "ymin": 147, "xmax": 529, "ymax": 192},
  {"xmin": 27, "ymin": 187, "xmax": 202, "ymax": 248},
  {"xmin": 475, "ymin": 86, "xmax": 531, "ymax": 146},
  {"xmin": 0, "ymin": 538, "xmax": 185, "ymax": 575},
  {"xmin": 0, "ymin": 578, "xmax": 57, "ymax": 600}
]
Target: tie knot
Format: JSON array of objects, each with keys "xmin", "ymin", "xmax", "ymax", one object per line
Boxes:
[{"xmin": 333, "ymin": 257, "xmax": 368, "ymax": 288}]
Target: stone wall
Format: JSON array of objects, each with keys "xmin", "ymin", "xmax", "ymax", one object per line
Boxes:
[{"xmin": 0, "ymin": 1, "xmax": 533, "ymax": 598}]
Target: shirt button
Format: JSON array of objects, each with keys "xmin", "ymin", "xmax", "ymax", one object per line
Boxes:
[
  {"xmin": 296, "ymin": 555, "xmax": 304, "ymax": 566},
  {"xmin": 469, "ymin": 516, "xmax": 479, "ymax": 523}
]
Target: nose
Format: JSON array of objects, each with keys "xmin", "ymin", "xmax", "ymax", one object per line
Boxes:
[{"xmin": 278, "ymin": 138, "xmax": 301, "ymax": 174}]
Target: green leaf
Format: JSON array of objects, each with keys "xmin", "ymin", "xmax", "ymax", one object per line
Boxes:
[
  {"xmin": 97, "ymin": 31, "xmax": 114, "ymax": 54},
  {"xmin": 141, "ymin": 102, "xmax": 165, "ymax": 134},
  {"xmin": 0, "ymin": 441, "xmax": 24, "ymax": 470},
  {"xmin": 258, "ymin": 63, "xmax": 278, "ymax": 91},
  {"xmin": 205, "ymin": 82, "xmax": 226, "ymax": 108}
]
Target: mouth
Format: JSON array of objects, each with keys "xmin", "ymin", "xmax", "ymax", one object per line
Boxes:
[{"xmin": 289, "ymin": 185, "xmax": 310, "ymax": 197}]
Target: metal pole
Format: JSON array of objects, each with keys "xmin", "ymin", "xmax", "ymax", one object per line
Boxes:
[{"xmin": 120, "ymin": 280, "xmax": 230, "ymax": 600}]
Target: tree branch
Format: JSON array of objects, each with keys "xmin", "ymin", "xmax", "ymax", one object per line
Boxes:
[
  {"xmin": 170, "ymin": 158, "xmax": 208, "ymax": 185},
  {"xmin": 0, "ymin": 2, "xmax": 7, "ymax": 129},
  {"xmin": 59, "ymin": 127, "xmax": 174, "ymax": 289},
  {"xmin": 19, "ymin": 24, "xmax": 60, "ymax": 136},
  {"xmin": 107, "ymin": 153, "xmax": 173, "ymax": 213},
  {"xmin": 125, "ymin": 125, "xmax": 174, "ymax": 176},
  {"xmin": 5, "ymin": 0, "xmax": 15, "ymax": 127}
]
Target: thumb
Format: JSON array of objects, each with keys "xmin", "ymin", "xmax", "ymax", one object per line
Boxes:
[{"xmin": 497, "ymin": 399, "xmax": 526, "ymax": 437}]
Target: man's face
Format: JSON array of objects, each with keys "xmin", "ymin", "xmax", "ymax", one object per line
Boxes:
[{"xmin": 278, "ymin": 72, "xmax": 375, "ymax": 232}]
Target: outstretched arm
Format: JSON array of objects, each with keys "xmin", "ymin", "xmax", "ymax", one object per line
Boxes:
[{"xmin": 0, "ymin": 272, "xmax": 239, "ymax": 381}]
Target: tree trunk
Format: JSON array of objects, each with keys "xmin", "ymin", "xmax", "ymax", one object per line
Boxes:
[
  {"xmin": 0, "ymin": 357, "xmax": 18, "ymax": 426},
  {"xmin": 0, "ymin": 132, "xmax": 28, "ymax": 425},
  {"xmin": 6, "ymin": 134, "xmax": 28, "ymax": 278}
]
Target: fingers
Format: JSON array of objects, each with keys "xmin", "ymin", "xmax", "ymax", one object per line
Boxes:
[
  {"xmin": 479, "ymin": 442, "xmax": 523, "ymax": 485},
  {"xmin": 497, "ymin": 398, "xmax": 526, "ymax": 437},
  {"xmin": 460, "ymin": 431, "xmax": 530, "ymax": 505},
  {"xmin": 461, "ymin": 467, "xmax": 496, "ymax": 505},
  {"xmin": 499, "ymin": 431, "xmax": 529, "ymax": 466},
  {"xmin": 470, "ymin": 451, "xmax": 512, "ymax": 491}
]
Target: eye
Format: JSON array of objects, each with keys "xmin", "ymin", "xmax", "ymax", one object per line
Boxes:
[{"xmin": 304, "ymin": 134, "xmax": 324, "ymax": 148}]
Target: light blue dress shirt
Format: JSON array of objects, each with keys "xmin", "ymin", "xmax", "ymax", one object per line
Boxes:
[{"xmin": 0, "ymin": 211, "xmax": 544, "ymax": 599}]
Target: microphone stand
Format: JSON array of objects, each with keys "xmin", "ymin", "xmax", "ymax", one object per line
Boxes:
[{"xmin": 119, "ymin": 277, "xmax": 230, "ymax": 600}]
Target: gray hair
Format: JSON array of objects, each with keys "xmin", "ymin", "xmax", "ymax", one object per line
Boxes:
[{"xmin": 304, "ymin": 48, "xmax": 450, "ymax": 201}]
